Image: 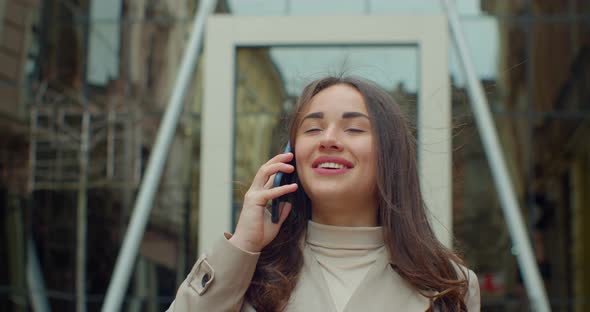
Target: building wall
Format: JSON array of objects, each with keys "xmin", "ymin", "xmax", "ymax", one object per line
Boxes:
[
  {"xmin": 485, "ymin": 0, "xmax": 590, "ymax": 309},
  {"xmin": 0, "ymin": 0, "xmax": 37, "ymax": 121},
  {"xmin": 572, "ymin": 149, "xmax": 589, "ymax": 312}
]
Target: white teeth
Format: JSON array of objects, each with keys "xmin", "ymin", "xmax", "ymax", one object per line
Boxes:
[{"xmin": 317, "ymin": 162, "xmax": 345, "ymax": 169}]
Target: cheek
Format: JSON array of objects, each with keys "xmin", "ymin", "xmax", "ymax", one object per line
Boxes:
[
  {"xmin": 359, "ymin": 141, "xmax": 378, "ymax": 181},
  {"xmin": 294, "ymin": 141, "xmax": 313, "ymax": 185},
  {"xmin": 294, "ymin": 137, "xmax": 313, "ymax": 161},
  {"xmin": 293, "ymin": 148, "xmax": 307, "ymax": 175},
  {"xmin": 295, "ymin": 153, "xmax": 311, "ymax": 191},
  {"xmin": 356, "ymin": 139, "xmax": 376, "ymax": 161}
]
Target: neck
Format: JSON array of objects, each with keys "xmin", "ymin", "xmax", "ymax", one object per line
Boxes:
[{"xmin": 310, "ymin": 197, "xmax": 378, "ymax": 227}]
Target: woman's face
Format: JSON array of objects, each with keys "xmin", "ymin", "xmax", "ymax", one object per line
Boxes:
[{"xmin": 295, "ymin": 84, "xmax": 377, "ymax": 205}]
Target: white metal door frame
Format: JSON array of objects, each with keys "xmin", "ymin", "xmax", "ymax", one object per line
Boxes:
[{"xmin": 200, "ymin": 15, "xmax": 450, "ymax": 253}]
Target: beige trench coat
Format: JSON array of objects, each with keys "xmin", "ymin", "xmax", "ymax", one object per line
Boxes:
[{"xmin": 167, "ymin": 235, "xmax": 481, "ymax": 312}]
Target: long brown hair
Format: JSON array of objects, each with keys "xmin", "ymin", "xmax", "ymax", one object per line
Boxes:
[{"xmin": 245, "ymin": 76, "xmax": 468, "ymax": 311}]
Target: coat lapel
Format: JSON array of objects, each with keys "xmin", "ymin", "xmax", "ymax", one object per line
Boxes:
[
  {"xmin": 343, "ymin": 254, "xmax": 430, "ymax": 312},
  {"xmin": 285, "ymin": 245, "xmax": 337, "ymax": 312},
  {"xmin": 282, "ymin": 242, "xmax": 431, "ymax": 312}
]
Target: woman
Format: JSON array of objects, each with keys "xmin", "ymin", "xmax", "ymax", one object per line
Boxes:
[{"xmin": 168, "ymin": 76, "xmax": 480, "ymax": 311}]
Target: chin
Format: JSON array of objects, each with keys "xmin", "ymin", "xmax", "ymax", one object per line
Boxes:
[{"xmin": 307, "ymin": 185, "xmax": 357, "ymax": 201}]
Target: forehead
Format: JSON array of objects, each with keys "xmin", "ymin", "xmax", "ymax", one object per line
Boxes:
[{"xmin": 303, "ymin": 84, "xmax": 368, "ymax": 115}]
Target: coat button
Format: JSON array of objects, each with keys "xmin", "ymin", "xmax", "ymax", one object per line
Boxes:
[{"xmin": 201, "ymin": 273, "xmax": 210, "ymax": 287}]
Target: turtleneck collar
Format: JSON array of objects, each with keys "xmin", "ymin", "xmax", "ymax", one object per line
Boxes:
[{"xmin": 306, "ymin": 220, "xmax": 384, "ymax": 250}]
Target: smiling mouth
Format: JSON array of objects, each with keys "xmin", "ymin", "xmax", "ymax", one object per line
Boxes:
[
  {"xmin": 317, "ymin": 162, "xmax": 348, "ymax": 169},
  {"xmin": 312, "ymin": 162, "xmax": 352, "ymax": 176}
]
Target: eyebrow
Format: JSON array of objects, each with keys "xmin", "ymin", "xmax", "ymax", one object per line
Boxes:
[
  {"xmin": 301, "ymin": 112, "xmax": 323, "ymax": 121},
  {"xmin": 301, "ymin": 111, "xmax": 369, "ymax": 121},
  {"xmin": 342, "ymin": 112, "xmax": 370, "ymax": 119}
]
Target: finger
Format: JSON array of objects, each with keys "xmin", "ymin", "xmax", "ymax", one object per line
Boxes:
[
  {"xmin": 264, "ymin": 152, "xmax": 294, "ymax": 166},
  {"xmin": 254, "ymin": 162, "xmax": 295, "ymax": 189},
  {"xmin": 277, "ymin": 202, "xmax": 293, "ymax": 226},
  {"xmin": 257, "ymin": 183, "xmax": 298, "ymax": 204},
  {"xmin": 252, "ymin": 162, "xmax": 295, "ymax": 189},
  {"xmin": 264, "ymin": 173, "xmax": 276, "ymax": 189},
  {"xmin": 263, "ymin": 207, "xmax": 272, "ymax": 220}
]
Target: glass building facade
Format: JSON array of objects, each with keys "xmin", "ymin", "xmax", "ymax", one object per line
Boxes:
[{"xmin": 0, "ymin": 0, "xmax": 588, "ymax": 311}]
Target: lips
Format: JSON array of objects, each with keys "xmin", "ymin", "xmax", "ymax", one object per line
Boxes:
[{"xmin": 311, "ymin": 156, "xmax": 354, "ymax": 170}]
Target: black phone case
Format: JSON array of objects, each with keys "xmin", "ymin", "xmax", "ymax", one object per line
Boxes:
[{"xmin": 271, "ymin": 142, "xmax": 294, "ymax": 223}]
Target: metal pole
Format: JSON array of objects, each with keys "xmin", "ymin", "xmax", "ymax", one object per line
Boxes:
[
  {"xmin": 101, "ymin": 1, "xmax": 217, "ymax": 311},
  {"xmin": 77, "ymin": 0, "xmax": 92, "ymax": 308},
  {"xmin": 27, "ymin": 239, "xmax": 51, "ymax": 312},
  {"xmin": 5, "ymin": 194, "xmax": 26, "ymax": 312},
  {"xmin": 76, "ymin": 110, "xmax": 90, "ymax": 312},
  {"xmin": 441, "ymin": 1, "xmax": 551, "ymax": 311}
]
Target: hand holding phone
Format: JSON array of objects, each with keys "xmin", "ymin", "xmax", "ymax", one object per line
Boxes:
[
  {"xmin": 271, "ymin": 142, "xmax": 295, "ymax": 223},
  {"xmin": 229, "ymin": 148, "xmax": 297, "ymax": 252}
]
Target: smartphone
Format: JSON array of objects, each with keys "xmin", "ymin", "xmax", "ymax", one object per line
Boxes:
[{"xmin": 271, "ymin": 141, "xmax": 295, "ymax": 223}]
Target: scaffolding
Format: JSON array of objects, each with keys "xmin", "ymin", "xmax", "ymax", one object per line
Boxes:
[
  {"xmin": 29, "ymin": 84, "xmax": 142, "ymax": 192},
  {"xmin": 28, "ymin": 82, "xmax": 142, "ymax": 312}
]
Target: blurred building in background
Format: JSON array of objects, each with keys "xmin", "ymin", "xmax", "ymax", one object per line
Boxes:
[{"xmin": 0, "ymin": 0, "xmax": 588, "ymax": 311}]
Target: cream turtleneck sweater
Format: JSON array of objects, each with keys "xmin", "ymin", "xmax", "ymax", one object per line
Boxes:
[{"xmin": 306, "ymin": 220, "xmax": 386, "ymax": 312}]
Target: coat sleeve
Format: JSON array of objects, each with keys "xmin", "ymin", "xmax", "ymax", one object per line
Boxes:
[
  {"xmin": 465, "ymin": 269, "xmax": 481, "ymax": 312},
  {"xmin": 166, "ymin": 233, "xmax": 260, "ymax": 312}
]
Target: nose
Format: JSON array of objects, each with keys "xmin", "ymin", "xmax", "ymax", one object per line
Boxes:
[{"xmin": 319, "ymin": 127, "xmax": 343, "ymax": 151}]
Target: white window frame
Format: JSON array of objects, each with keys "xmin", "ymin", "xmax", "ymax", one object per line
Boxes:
[{"xmin": 199, "ymin": 15, "xmax": 450, "ymax": 253}]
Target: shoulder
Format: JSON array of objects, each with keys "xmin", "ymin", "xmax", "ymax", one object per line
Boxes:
[
  {"xmin": 452, "ymin": 263, "xmax": 481, "ymax": 311},
  {"xmin": 464, "ymin": 268, "xmax": 481, "ymax": 311}
]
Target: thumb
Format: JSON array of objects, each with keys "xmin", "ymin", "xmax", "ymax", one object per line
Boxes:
[{"xmin": 277, "ymin": 202, "xmax": 293, "ymax": 226}]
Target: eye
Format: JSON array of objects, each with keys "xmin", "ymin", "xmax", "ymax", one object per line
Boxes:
[
  {"xmin": 346, "ymin": 128, "xmax": 365, "ymax": 133},
  {"xmin": 304, "ymin": 128, "xmax": 321, "ymax": 133}
]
